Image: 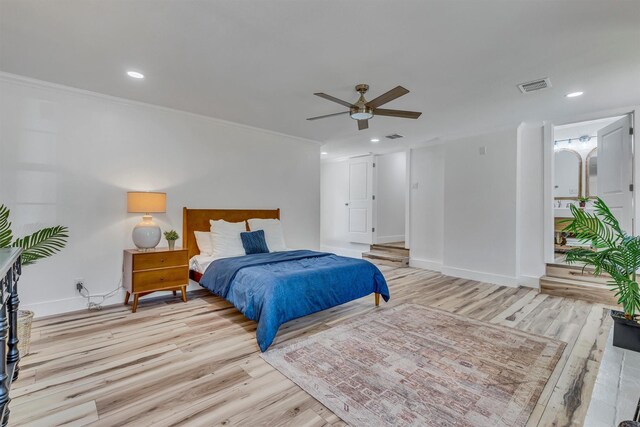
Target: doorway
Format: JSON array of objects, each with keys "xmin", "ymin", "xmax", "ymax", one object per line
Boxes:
[
  {"xmin": 551, "ymin": 114, "xmax": 633, "ymax": 264},
  {"xmin": 346, "ymin": 152, "xmax": 407, "ymax": 247},
  {"xmin": 373, "ymin": 151, "xmax": 407, "ymax": 246},
  {"xmin": 345, "ymin": 151, "xmax": 409, "ymax": 266}
]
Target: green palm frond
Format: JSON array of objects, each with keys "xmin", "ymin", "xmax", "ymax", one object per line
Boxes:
[
  {"xmin": 0, "ymin": 205, "xmax": 12, "ymax": 248},
  {"xmin": 564, "ymin": 203, "xmax": 619, "ymax": 248},
  {"xmin": 611, "ymin": 277, "xmax": 640, "ymax": 316},
  {"xmin": 593, "ymin": 197, "xmax": 625, "ymax": 237},
  {"xmin": 565, "ymin": 197, "xmax": 639, "ymax": 319},
  {"xmin": 12, "ymin": 226, "xmax": 69, "ymax": 266}
]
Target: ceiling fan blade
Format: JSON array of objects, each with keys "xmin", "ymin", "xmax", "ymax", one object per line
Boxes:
[
  {"xmin": 314, "ymin": 93, "xmax": 355, "ymax": 108},
  {"xmin": 307, "ymin": 111, "xmax": 349, "ymax": 121},
  {"xmin": 357, "ymin": 119, "xmax": 369, "ymax": 130},
  {"xmin": 366, "ymin": 86, "xmax": 410, "ymax": 108},
  {"xmin": 374, "ymin": 108, "xmax": 422, "ymax": 119}
]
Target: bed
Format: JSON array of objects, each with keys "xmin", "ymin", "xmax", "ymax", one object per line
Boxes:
[{"xmin": 183, "ymin": 207, "xmax": 390, "ymax": 351}]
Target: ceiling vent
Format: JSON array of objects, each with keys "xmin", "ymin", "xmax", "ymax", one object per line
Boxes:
[
  {"xmin": 385, "ymin": 133, "xmax": 404, "ymax": 140},
  {"xmin": 517, "ymin": 77, "xmax": 551, "ymax": 94}
]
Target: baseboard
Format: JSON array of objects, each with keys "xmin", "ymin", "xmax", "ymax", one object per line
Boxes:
[
  {"xmin": 409, "ymin": 258, "xmax": 443, "ymax": 271},
  {"xmin": 518, "ymin": 275, "xmax": 541, "ymax": 289},
  {"xmin": 23, "ymin": 283, "xmax": 203, "ymax": 318},
  {"xmin": 320, "ymin": 245, "xmax": 364, "ymax": 259},
  {"xmin": 375, "ymin": 235, "xmax": 405, "ymax": 245},
  {"xmin": 409, "ymin": 259, "xmax": 537, "ymax": 288},
  {"xmin": 21, "ymin": 291, "xmax": 127, "ymax": 318},
  {"xmin": 440, "ymin": 266, "xmax": 519, "ymax": 288}
]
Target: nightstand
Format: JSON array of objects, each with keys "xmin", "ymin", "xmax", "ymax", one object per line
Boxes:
[{"xmin": 123, "ymin": 247, "xmax": 189, "ymax": 313}]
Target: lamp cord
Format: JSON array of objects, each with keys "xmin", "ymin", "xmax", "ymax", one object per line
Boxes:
[{"xmin": 78, "ymin": 279, "xmax": 123, "ymax": 311}]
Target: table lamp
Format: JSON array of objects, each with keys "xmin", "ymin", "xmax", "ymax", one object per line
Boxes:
[{"xmin": 127, "ymin": 191, "xmax": 166, "ymax": 250}]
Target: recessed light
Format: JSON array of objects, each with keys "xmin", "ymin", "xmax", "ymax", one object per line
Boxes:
[
  {"xmin": 565, "ymin": 91, "xmax": 583, "ymax": 98},
  {"xmin": 321, "ymin": 151, "xmax": 328, "ymax": 155},
  {"xmin": 370, "ymin": 138, "xmax": 380, "ymax": 143},
  {"xmin": 127, "ymin": 71, "xmax": 145, "ymax": 79}
]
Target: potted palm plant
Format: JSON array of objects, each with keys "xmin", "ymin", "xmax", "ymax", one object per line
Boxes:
[
  {"xmin": 0, "ymin": 204, "xmax": 69, "ymax": 355},
  {"xmin": 564, "ymin": 198, "xmax": 640, "ymax": 352}
]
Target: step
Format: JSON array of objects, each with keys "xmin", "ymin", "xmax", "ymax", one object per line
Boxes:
[
  {"xmin": 370, "ymin": 244, "xmax": 409, "ymax": 257},
  {"xmin": 539, "ymin": 275, "xmax": 619, "ymax": 306},
  {"xmin": 546, "ymin": 263, "xmax": 611, "ymax": 285},
  {"xmin": 362, "ymin": 250, "xmax": 409, "ymax": 268},
  {"xmin": 375, "ymin": 241, "xmax": 406, "ymax": 249}
]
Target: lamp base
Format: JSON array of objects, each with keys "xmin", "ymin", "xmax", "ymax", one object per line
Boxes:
[{"xmin": 132, "ymin": 215, "xmax": 161, "ymax": 250}]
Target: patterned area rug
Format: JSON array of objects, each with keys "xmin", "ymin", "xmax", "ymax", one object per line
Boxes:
[{"xmin": 261, "ymin": 303, "xmax": 566, "ymax": 427}]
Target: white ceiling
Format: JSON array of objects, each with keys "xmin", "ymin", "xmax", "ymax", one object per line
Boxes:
[{"xmin": 1, "ymin": 0, "xmax": 639, "ymax": 159}]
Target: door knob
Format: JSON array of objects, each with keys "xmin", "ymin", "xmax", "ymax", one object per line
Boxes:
[{"xmin": 345, "ymin": 203, "xmax": 349, "ymax": 206}]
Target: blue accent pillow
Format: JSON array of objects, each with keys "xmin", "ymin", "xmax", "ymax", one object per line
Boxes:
[{"xmin": 240, "ymin": 230, "xmax": 270, "ymax": 255}]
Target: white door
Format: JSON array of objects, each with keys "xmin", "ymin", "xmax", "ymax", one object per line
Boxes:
[
  {"xmin": 597, "ymin": 115, "xmax": 633, "ymax": 233},
  {"xmin": 347, "ymin": 155, "xmax": 375, "ymax": 244}
]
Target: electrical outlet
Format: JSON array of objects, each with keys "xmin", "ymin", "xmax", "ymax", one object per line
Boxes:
[{"xmin": 75, "ymin": 278, "xmax": 84, "ymax": 292}]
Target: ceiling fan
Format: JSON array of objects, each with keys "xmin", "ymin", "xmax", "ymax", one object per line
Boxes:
[{"xmin": 307, "ymin": 84, "xmax": 422, "ymax": 130}]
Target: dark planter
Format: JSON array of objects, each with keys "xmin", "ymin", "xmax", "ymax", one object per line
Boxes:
[{"xmin": 612, "ymin": 310, "xmax": 640, "ymax": 352}]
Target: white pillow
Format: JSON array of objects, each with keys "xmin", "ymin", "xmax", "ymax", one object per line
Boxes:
[
  {"xmin": 194, "ymin": 231, "xmax": 213, "ymax": 256},
  {"xmin": 247, "ymin": 218, "xmax": 287, "ymax": 252},
  {"xmin": 209, "ymin": 219, "xmax": 246, "ymax": 257}
]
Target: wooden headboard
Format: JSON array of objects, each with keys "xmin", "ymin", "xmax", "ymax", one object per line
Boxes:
[{"xmin": 182, "ymin": 208, "xmax": 280, "ymax": 259}]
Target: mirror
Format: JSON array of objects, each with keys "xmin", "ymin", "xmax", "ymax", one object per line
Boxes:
[
  {"xmin": 554, "ymin": 149, "xmax": 582, "ymax": 199},
  {"xmin": 586, "ymin": 148, "xmax": 597, "ymax": 198}
]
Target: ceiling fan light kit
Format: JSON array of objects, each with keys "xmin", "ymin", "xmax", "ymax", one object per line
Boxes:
[
  {"xmin": 307, "ymin": 83, "xmax": 422, "ymax": 130},
  {"xmin": 350, "ymin": 106, "xmax": 373, "ymax": 120},
  {"xmin": 350, "ymin": 84, "xmax": 374, "ymax": 120}
]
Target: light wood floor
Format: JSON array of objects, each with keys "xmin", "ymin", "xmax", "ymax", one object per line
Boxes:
[{"xmin": 10, "ymin": 266, "xmax": 612, "ymax": 426}]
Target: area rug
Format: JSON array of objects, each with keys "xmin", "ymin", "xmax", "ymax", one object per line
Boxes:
[{"xmin": 261, "ymin": 303, "xmax": 566, "ymax": 427}]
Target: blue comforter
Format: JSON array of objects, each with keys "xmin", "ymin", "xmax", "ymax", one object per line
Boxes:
[{"xmin": 199, "ymin": 250, "xmax": 390, "ymax": 351}]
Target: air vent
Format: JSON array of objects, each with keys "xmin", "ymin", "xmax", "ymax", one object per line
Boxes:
[
  {"xmin": 517, "ymin": 77, "xmax": 551, "ymax": 94},
  {"xmin": 385, "ymin": 134, "xmax": 404, "ymax": 140}
]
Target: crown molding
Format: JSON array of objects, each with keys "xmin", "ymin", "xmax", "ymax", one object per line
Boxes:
[{"xmin": 0, "ymin": 72, "xmax": 323, "ymax": 146}]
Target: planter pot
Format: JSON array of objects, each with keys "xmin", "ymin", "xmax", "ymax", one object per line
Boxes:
[
  {"xmin": 611, "ymin": 310, "xmax": 640, "ymax": 352},
  {"xmin": 168, "ymin": 240, "xmax": 176, "ymax": 250},
  {"xmin": 18, "ymin": 310, "xmax": 34, "ymax": 356}
]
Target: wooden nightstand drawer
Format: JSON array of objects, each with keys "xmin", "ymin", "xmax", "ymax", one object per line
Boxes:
[
  {"xmin": 132, "ymin": 250, "xmax": 187, "ymax": 271},
  {"xmin": 123, "ymin": 248, "xmax": 189, "ymax": 312},
  {"xmin": 132, "ymin": 267, "xmax": 187, "ymax": 292}
]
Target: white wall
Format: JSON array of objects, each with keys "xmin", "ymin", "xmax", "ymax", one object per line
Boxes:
[
  {"xmin": 408, "ymin": 127, "xmax": 546, "ymax": 287},
  {"xmin": 408, "ymin": 145, "xmax": 444, "ymax": 270},
  {"xmin": 517, "ymin": 123, "xmax": 545, "ymax": 286},
  {"xmin": 0, "ymin": 75, "xmax": 321, "ymax": 316},
  {"xmin": 375, "ymin": 151, "xmax": 405, "ymax": 244},
  {"xmin": 442, "ymin": 128, "xmax": 518, "ymax": 284}
]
